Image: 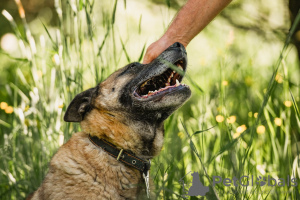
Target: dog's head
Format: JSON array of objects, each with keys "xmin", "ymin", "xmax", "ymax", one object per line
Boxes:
[{"xmin": 64, "ymin": 42, "xmax": 191, "ymax": 157}]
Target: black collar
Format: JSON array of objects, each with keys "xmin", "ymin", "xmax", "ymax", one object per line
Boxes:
[{"xmin": 88, "ymin": 135, "xmax": 151, "ymax": 176}]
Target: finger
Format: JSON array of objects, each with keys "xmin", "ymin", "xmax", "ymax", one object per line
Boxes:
[
  {"xmin": 142, "ymin": 55, "xmax": 150, "ymax": 64},
  {"xmin": 142, "ymin": 51, "xmax": 155, "ymax": 64}
]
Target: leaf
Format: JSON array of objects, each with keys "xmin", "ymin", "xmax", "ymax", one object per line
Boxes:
[
  {"xmin": 138, "ymin": 14, "xmax": 142, "ymax": 34},
  {"xmin": 41, "ymin": 21, "xmax": 57, "ymax": 50},
  {"xmin": 138, "ymin": 43, "xmax": 146, "ymax": 63},
  {"xmin": 192, "ymin": 125, "xmax": 216, "ymax": 136},
  {"xmin": 289, "ymin": 88, "xmax": 300, "ymax": 122},
  {"xmin": 112, "ymin": 0, "xmax": 118, "ymax": 25},
  {"xmin": 0, "ymin": 119, "xmax": 11, "ymax": 128},
  {"xmin": 120, "ymin": 38, "xmax": 131, "ymax": 63}
]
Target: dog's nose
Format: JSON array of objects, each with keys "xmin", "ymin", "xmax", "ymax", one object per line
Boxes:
[
  {"xmin": 170, "ymin": 42, "xmax": 186, "ymax": 54},
  {"xmin": 170, "ymin": 42, "xmax": 182, "ymax": 48}
]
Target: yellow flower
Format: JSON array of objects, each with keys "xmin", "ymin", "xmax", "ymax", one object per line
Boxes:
[
  {"xmin": 216, "ymin": 115, "xmax": 224, "ymax": 123},
  {"xmin": 0, "ymin": 102, "xmax": 8, "ymax": 110},
  {"xmin": 5, "ymin": 106, "xmax": 13, "ymax": 114},
  {"xmin": 25, "ymin": 119, "xmax": 30, "ymax": 126},
  {"xmin": 222, "ymin": 81, "xmax": 228, "ymax": 86},
  {"xmin": 275, "ymin": 73, "xmax": 283, "ymax": 83},
  {"xmin": 58, "ymin": 104, "xmax": 64, "ymax": 108},
  {"xmin": 245, "ymin": 77, "xmax": 253, "ymax": 86},
  {"xmin": 233, "ymin": 125, "xmax": 247, "ymax": 139},
  {"xmin": 236, "ymin": 125, "xmax": 247, "ymax": 134},
  {"xmin": 233, "ymin": 132, "xmax": 240, "ymax": 139},
  {"xmin": 263, "ymin": 88, "xmax": 267, "ymax": 94},
  {"xmin": 274, "ymin": 118, "xmax": 282, "ymax": 126},
  {"xmin": 284, "ymin": 101, "xmax": 292, "ymax": 107},
  {"xmin": 257, "ymin": 125, "xmax": 265, "ymax": 134},
  {"xmin": 24, "ymin": 105, "xmax": 30, "ymax": 112},
  {"xmin": 248, "ymin": 112, "xmax": 253, "ymax": 117},
  {"xmin": 227, "ymin": 116, "xmax": 236, "ymax": 124},
  {"xmin": 177, "ymin": 132, "xmax": 185, "ymax": 139},
  {"xmin": 254, "ymin": 112, "xmax": 258, "ymax": 118}
]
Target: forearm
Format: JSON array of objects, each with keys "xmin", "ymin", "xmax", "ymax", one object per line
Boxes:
[
  {"xmin": 143, "ymin": 0, "xmax": 231, "ymax": 64},
  {"xmin": 162, "ymin": 0, "xmax": 232, "ymax": 47}
]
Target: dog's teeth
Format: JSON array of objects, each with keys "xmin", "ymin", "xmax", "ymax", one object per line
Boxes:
[
  {"xmin": 175, "ymin": 79, "xmax": 180, "ymax": 86},
  {"xmin": 148, "ymin": 90, "xmax": 156, "ymax": 95},
  {"xmin": 170, "ymin": 73, "xmax": 174, "ymax": 78},
  {"xmin": 168, "ymin": 77, "xmax": 171, "ymax": 83}
]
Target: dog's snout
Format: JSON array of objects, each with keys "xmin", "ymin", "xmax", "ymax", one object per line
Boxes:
[
  {"xmin": 170, "ymin": 42, "xmax": 181, "ymax": 48},
  {"xmin": 169, "ymin": 42, "xmax": 186, "ymax": 54}
]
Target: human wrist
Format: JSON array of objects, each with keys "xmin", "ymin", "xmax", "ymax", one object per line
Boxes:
[{"xmin": 160, "ymin": 31, "xmax": 189, "ymax": 48}]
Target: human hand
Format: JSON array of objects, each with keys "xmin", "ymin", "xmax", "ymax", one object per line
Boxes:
[
  {"xmin": 142, "ymin": 39, "xmax": 170, "ymax": 64},
  {"xmin": 143, "ymin": 35, "xmax": 187, "ymax": 64}
]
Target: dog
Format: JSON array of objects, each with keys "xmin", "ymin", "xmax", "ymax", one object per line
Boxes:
[{"xmin": 29, "ymin": 42, "xmax": 191, "ymax": 200}]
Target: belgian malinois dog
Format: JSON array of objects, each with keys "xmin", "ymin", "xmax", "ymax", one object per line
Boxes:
[{"xmin": 29, "ymin": 42, "xmax": 191, "ymax": 200}]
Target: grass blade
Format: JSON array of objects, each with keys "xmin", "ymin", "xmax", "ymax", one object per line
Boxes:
[
  {"xmin": 120, "ymin": 38, "xmax": 131, "ymax": 63},
  {"xmin": 0, "ymin": 119, "xmax": 11, "ymax": 128},
  {"xmin": 138, "ymin": 43, "xmax": 146, "ymax": 62},
  {"xmin": 289, "ymin": 88, "xmax": 300, "ymax": 121}
]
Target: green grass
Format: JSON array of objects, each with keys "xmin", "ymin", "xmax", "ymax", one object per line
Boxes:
[{"xmin": 0, "ymin": 0, "xmax": 300, "ymax": 199}]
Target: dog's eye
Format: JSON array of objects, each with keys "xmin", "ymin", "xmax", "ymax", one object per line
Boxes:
[
  {"xmin": 128, "ymin": 64, "xmax": 135, "ymax": 69},
  {"xmin": 128, "ymin": 62, "xmax": 140, "ymax": 70},
  {"xmin": 118, "ymin": 63, "xmax": 140, "ymax": 77}
]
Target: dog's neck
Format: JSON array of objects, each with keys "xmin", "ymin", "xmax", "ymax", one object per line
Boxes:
[{"xmin": 80, "ymin": 109, "xmax": 164, "ymax": 160}]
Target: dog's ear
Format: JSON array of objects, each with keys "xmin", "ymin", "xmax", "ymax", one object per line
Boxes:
[{"xmin": 64, "ymin": 87, "xmax": 97, "ymax": 122}]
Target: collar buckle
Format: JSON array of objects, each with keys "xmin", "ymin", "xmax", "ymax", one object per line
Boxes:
[{"xmin": 116, "ymin": 149, "xmax": 124, "ymax": 160}]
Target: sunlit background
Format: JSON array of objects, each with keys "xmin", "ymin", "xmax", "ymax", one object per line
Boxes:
[{"xmin": 0, "ymin": 0, "xmax": 300, "ymax": 199}]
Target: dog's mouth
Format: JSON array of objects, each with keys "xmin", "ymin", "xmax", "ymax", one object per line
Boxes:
[{"xmin": 133, "ymin": 59, "xmax": 188, "ymax": 99}]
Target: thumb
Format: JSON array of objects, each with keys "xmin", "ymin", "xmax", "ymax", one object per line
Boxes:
[
  {"xmin": 142, "ymin": 49, "xmax": 156, "ymax": 64},
  {"xmin": 142, "ymin": 53, "xmax": 149, "ymax": 64},
  {"xmin": 142, "ymin": 55, "xmax": 151, "ymax": 64}
]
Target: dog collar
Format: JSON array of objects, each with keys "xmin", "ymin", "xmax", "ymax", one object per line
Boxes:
[{"xmin": 88, "ymin": 134, "xmax": 151, "ymax": 197}]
